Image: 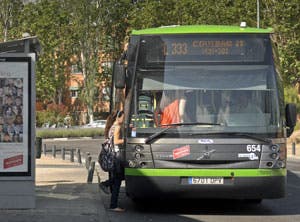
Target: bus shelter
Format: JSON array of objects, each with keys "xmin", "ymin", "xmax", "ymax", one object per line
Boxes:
[{"xmin": 0, "ymin": 37, "xmax": 40, "ymax": 208}]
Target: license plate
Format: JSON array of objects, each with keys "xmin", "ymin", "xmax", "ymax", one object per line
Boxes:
[{"xmin": 189, "ymin": 177, "xmax": 224, "ymax": 185}]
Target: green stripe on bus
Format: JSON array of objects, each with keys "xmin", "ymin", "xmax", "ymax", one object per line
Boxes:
[
  {"xmin": 131, "ymin": 25, "xmax": 273, "ymax": 35},
  {"xmin": 125, "ymin": 168, "xmax": 286, "ymax": 177}
]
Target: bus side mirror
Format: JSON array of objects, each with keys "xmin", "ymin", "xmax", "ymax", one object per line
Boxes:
[
  {"xmin": 114, "ymin": 62, "xmax": 125, "ymax": 89},
  {"xmin": 286, "ymin": 103, "xmax": 297, "ymax": 137}
]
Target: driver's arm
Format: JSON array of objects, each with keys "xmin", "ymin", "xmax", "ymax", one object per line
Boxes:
[
  {"xmin": 154, "ymin": 106, "xmax": 162, "ymax": 127},
  {"xmin": 179, "ymin": 98, "xmax": 186, "ymax": 123}
]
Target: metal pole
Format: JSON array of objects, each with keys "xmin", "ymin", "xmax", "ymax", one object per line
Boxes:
[
  {"xmin": 24, "ymin": 39, "xmax": 30, "ymax": 53},
  {"xmin": 70, "ymin": 149, "xmax": 74, "ymax": 162},
  {"xmin": 85, "ymin": 152, "xmax": 91, "ymax": 169},
  {"xmin": 52, "ymin": 145, "xmax": 56, "ymax": 158},
  {"xmin": 87, "ymin": 161, "xmax": 95, "ymax": 183},
  {"xmin": 43, "ymin": 144, "xmax": 47, "ymax": 156},
  {"xmin": 76, "ymin": 148, "xmax": 82, "ymax": 164},
  {"xmin": 292, "ymin": 142, "xmax": 296, "ymax": 155},
  {"xmin": 61, "ymin": 147, "xmax": 65, "ymax": 160},
  {"xmin": 257, "ymin": 0, "xmax": 260, "ymax": 28}
]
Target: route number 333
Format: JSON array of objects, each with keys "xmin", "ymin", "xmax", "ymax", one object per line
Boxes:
[{"xmin": 246, "ymin": 144, "xmax": 261, "ymax": 152}]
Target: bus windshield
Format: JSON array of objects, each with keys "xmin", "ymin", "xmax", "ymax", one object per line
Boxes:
[{"xmin": 129, "ymin": 34, "xmax": 280, "ymax": 137}]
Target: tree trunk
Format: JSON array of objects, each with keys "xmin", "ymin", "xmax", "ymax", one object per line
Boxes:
[
  {"xmin": 88, "ymin": 105, "xmax": 94, "ymax": 123},
  {"xmin": 3, "ymin": 26, "xmax": 7, "ymax": 42}
]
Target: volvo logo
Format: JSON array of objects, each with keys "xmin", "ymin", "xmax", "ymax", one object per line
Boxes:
[
  {"xmin": 197, "ymin": 146, "xmax": 216, "ymax": 160},
  {"xmin": 198, "ymin": 139, "xmax": 214, "ymax": 144}
]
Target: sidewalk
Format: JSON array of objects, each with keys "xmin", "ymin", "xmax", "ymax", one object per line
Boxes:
[
  {"xmin": 0, "ymin": 156, "xmax": 109, "ymax": 222},
  {"xmin": 287, "ymin": 130, "xmax": 300, "ymax": 159}
]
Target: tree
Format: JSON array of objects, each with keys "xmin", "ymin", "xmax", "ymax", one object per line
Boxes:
[
  {"xmin": 64, "ymin": 0, "xmax": 105, "ymax": 123},
  {"xmin": 129, "ymin": 0, "xmax": 299, "ymax": 88},
  {"xmin": 19, "ymin": 0, "xmax": 74, "ymax": 105},
  {"xmin": 66, "ymin": 0, "xmax": 130, "ymax": 123},
  {"xmin": 129, "ymin": 0, "xmax": 258, "ymax": 29},
  {"xmin": 262, "ymin": 0, "xmax": 300, "ymax": 86},
  {"xmin": 2, "ymin": 0, "xmax": 298, "ymax": 119},
  {"xmin": 0, "ymin": 0, "xmax": 23, "ymax": 42}
]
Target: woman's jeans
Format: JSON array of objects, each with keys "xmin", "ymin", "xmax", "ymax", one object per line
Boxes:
[
  {"xmin": 109, "ymin": 151, "xmax": 124, "ymax": 209},
  {"xmin": 110, "ymin": 171, "xmax": 123, "ymax": 208}
]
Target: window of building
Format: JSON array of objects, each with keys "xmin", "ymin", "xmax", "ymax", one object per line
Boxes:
[
  {"xmin": 101, "ymin": 61, "xmax": 113, "ymax": 69},
  {"xmin": 71, "ymin": 90, "xmax": 78, "ymax": 98}
]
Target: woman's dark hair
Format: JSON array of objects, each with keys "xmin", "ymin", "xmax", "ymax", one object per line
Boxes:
[
  {"xmin": 116, "ymin": 110, "xmax": 124, "ymax": 118},
  {"xmin": 104, "ymin": 110, "xmax": 124, "ymax": 138},
  {"xmin": 104, "ymin": 110, "xmax": 118, "ymax": 138}
]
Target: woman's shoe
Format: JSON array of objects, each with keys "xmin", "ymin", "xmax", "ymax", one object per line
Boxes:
[
  {"xmin": 109, "ymin": 207, "xmax": 125, "ymax": 212},
  {"xmin": 99, "ymin": 182, "xmax": 110, "ymax": 194}
]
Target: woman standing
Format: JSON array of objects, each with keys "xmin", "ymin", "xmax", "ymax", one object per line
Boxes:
[
  {"xmin": 110, "ymin": 110, "xmax": 125, "ymax": 211},
  {"xmin": 100, "ymin": 110, "xmax": 125, "ymax": 212},
  {"xmin": 99, "ymin": 110, "xmax": 118, "ymax": 194}
]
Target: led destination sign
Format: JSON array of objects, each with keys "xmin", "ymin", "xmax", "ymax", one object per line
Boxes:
[
  {"xmin": 141, "ymin": 35, "xmax": 268, "ymax": 64},
  {"xmin": 163, "ymin": 40, "xmax": 245, "ymax": 56}
]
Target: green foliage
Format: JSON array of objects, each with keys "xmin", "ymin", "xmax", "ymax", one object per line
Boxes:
[
  {"xmin": 1, "ymin": 0, "xmax": 300, "ymax": 119},
  {"xmin": 58, "ymin": 0, "xmax": 131, "ymax": 123},
  {"xmin": 18, "ymin": 0, "xmax": 75, "ymax": 104},
  {"xmin": 129, "ymin": 0, "xmax": 299, "ymax": 87},
  {"xmin": 261, "ymin": 0, "xmax": 300, "ymax": 85},
  {"xmin": 36, "ymin": 127, "xmax": 104, "ymax": 139},
  {"xmin": 284, "ymin": 86, "xmax": 300, "ymax": 113},
  {"xmin": 129, "ymin": 0, "xmax": 257, "ymax": 30},
  {"xmin": 36, "ymin": 104, "xmax": 68, "ymax": 127},
  {"xmin": 0, "ymin": 0, "xmax": 23, "ymax": 41}
]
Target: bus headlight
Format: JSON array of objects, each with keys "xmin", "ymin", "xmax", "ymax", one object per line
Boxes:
[
  {"xmin": 277, "ymin": 160, "xmax": 285, "ymax": 168},
  {"xmin": 138, "ymin": 161, "xmax": 146, "ymax": 167},
  {"xmin": 128, "ymin": 160, "xmax": 136, "ymax": 168},
  {"xmin": 135, "ymin": 153, "xmax": 142, "ymax": 159},
  {"xmin": 270, "ymin": 144, "xmax": 280, "ymax": 152},
  {"xmin": 135, "ymin": 145, "xmax": 144, "ymax": 152},
  {"xmin": 270, "ymin": 153, "xmax": 278, "ymax": 159}
]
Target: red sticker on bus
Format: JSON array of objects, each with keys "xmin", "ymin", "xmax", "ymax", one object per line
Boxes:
[
  {"xmin": 173, "ymin": 145, "xmax": 190, "ymax": 160},
  {"xmin": 3, "ymin": 155, "xmax": 24, "ymax": 169}
]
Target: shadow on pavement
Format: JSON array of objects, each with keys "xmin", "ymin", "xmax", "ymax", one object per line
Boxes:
[
  {"xmin": 0, "ymin": 183, "xmax": 107, "ymax": 222},
  {"xmin": 98, "ymin": 169, "xmax": 300, "ymax": 221}
]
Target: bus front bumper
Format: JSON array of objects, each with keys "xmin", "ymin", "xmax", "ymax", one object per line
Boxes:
[{"xmin": 125, "ymin": 168, "xmax": 286, "ymax": 199}]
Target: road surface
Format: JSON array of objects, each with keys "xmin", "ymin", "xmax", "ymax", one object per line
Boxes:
[{"xmin": 43, "ymin": 138, "xmax": 300, "ymax": 222}]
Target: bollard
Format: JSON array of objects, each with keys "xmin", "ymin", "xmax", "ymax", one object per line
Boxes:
[
  {"xmin": 76, "ymin": 148, "xmax": 82, "ymax": 164},
  {"xmin": 87, "ymin": 156, "xmax": 92, "ymax": 169},
  {"xmin": 85, "ymin": 152, "xmax": 91, "ymax": 169},
  {"xmin": 70, "ymin": 149, "xmax": 74, "ymax": 162},
  {"xmin": 87, "ymin": 161, "xmax": 95, "ymax": 183},
  {"xmin": 52, "ymin": 145, "xmax": 56, "ymax": 158},
  {"xmin": 35, "ymin": 137, "xmax": 42, "ymax": 159},
  {"xmin": 61, "ymin": 147, "xmax": 65, "ymax": 160},
  {"xmin": 292, "ymin": 142, "xmax": 296, "ymax": 155},
  {"xmin": 43, "ymin": 144, "xmax": 47, "ymax": 156}
]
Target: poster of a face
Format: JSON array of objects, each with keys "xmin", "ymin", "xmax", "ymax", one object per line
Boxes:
[
  {"xmin": 0, "ymin": 78, "xmax": 24, "ymax": 143},
  {"xmin": 0, "ymin": 59, "xmax": 29, "ymax": 174}
]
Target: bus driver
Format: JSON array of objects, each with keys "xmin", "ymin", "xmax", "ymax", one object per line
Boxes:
[{"xmin": 154, "ymin": 90, "xmax": 186, "ymax": 126}]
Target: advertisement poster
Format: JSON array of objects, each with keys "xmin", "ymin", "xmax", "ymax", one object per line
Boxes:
[{"xmin": 0, "ymin": 57, "xmax": 31, "ymax": 175}]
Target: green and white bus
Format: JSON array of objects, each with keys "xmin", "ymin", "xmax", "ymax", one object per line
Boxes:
[{"xmin": 112, "ymin": 25, "xmax": 296, "ymax": 201}]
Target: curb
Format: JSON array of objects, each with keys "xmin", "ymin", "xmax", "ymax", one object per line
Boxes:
[
  {"xmin": 43, "ymin": 137, "xmax": 105, "ymax": 142},
  {"xmin": 288, "ymin": 155, "xmax": 300, "ymax": 160}
]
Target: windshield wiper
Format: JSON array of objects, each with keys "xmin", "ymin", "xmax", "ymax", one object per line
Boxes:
[
  {"xmin": 145, "ymin": 122, "xmax": 221, "ymax": 144},
  {"xmin": 222, "ymin": 132, "xmax": 272, "ymax": 144},
  {"xmin": 190, "ymin": 132, "xmax": 271, "ymax": 144}
]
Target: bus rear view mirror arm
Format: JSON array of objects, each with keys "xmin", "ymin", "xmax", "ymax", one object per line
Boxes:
[
  {"xmin": 285, "ymin": 103, "xmax": 297, "ymax": 137},
  {"xmin": 114, "ymin": 62, "xmax": 126, "ymax": 89}
]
